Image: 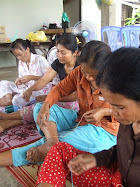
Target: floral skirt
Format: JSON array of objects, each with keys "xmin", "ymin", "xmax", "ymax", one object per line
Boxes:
[{"xmin": 20, "ymin": 101, "xmax": 79, "ymax": 124}]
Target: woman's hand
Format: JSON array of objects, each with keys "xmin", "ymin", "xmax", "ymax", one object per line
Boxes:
[
  {"xmin": 83, "ymin": 108, "xmax": 110, "ymax": 123},
  {"xmin": 35, "ymin": 95, "xmax": 47, "ymax": 102},
  {"xmin": 23, "ymin": 89, "xmax": 32, "ymax": 102},
  {"xmin": 37, "ymin": 102, "xmax": 50, "ymax": 127},
  {"xmin": 15, "ymin": 78, "xmax": 22, "ymax": 85},
  {"xmin": 20, "ymin": 75, "xmax": 33, "ymax": 84},
  {"xmin": 68, "ymin": 154, "xmax": 97, "ymax": 175}
]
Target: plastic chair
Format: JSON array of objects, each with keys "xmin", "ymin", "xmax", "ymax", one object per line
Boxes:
[
  {"xmin": 120, "ymin": 25, "xmax": 140, "ymax": 48},
  {"xmin": 101, "ymin": 26, "xmax": 122, "ymax": 51}
]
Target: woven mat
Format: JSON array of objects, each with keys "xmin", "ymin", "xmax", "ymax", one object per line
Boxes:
[
  {"xmin": 6, "ymin": 164, "xmax": 42, "ymax": 187},
  {"xmin": 0, "ymin": 123, "xmax": 42, "ymax": 153},
  {"xmin": 6, "ymin": 164, "xmax": 76, "ymax": 187}
]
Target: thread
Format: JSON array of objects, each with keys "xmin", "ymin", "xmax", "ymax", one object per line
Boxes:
[
  {"xmin": 42, "ymin": 113, "xmax": 85, "ymax": 141},
  {"xmin": 71, "ymin": 170, "xmax": 74, "ymax": 187}
]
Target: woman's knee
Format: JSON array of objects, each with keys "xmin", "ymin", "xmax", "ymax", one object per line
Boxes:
[{"xmin": 33, "ymin": 102, "xmax": 43, "ymax": 122}]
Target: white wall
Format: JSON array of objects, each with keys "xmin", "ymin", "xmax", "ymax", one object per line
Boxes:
[
  {"xmin": 0, "ymin": 0, "xmax": 63, "ymax": 67},
  {"xmin": 81, "ymin": 0, "xmax": 101, "ymax": 40}
]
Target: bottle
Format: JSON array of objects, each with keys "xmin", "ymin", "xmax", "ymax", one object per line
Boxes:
[
  {"xmin": 62, "ymin": 12, "xmax": 70, "ymax": 29},
  {"xmin": 5, "ymin": 105, "xmax": 22, "ymax": 113}
]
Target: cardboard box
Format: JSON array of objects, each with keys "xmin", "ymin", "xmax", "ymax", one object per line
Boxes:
[{"xmin": 0, "ymin": 26, "xmax": 6, "ymax": 42}]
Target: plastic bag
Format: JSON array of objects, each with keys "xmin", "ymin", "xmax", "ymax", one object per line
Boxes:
[{"xmin": 26, "ymin": 31, "xmax": 47, "ymax": 42}]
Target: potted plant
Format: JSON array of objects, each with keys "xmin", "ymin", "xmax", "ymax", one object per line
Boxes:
[{"xmin": 125, "ymin": 5, "xmax": 140, "ymax": 25}]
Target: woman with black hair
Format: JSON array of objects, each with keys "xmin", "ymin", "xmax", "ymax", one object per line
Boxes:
[
  {"xmin": 67, "ymin": 47, "xmax": 140, "ymax": 187},
  {"xmin": 34, "ymin": 41, "xmax": 123, "ymax": 187},
  {"xmin": 23, "ymin": 33, "xmax": 85, "ymax": 105},
  {"xmin": 26, "ymin": 40, "xmax": 119, "ymax": 167},
  {"xmin": 0, "ymin": 38, "xmax": 52, "ymax": 107}
]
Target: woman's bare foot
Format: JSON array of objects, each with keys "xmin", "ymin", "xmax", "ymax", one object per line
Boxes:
[
  {"xmin": 0, "ymin": 120, "xmax": 7, "ymax": 133},
  {"xmin": 26, "ymin": 138, "xmax": 59, "ymax": 163},
  {"xmin": 0, "ymin": 123, "xmax": 4, "ymax": 133},
  {"xmin": 0, "ymin": 120, "xmax": 22, "ymax": 133}
]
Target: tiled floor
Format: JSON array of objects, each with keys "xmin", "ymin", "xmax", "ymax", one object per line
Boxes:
[{"xmin": 0, "ymin": 66, "xmax": 23, "ymax": 187}]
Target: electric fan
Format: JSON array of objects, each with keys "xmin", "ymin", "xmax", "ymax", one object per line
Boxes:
[{"xmin": 72, "ymin": 21, "xmax": 98, "ymax": 43}]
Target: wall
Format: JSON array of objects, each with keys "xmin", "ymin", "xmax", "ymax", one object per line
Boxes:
[
  {"xmin": 0, "ymin": 0, "xmax": 63, "ymax": 67},
  {"xmin": 81, "ymin": 0, "xmax": 101, "ymax": 40}
]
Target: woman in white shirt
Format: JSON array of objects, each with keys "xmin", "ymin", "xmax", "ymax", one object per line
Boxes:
[{"xmin": 0, "ymin": 39, "xmax": 52, "ymax": 107}]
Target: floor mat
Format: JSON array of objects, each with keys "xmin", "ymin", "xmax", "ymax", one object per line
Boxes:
[
  {"xmin": 0, "ymin": 123, "xmax": 42, "ymax": 153},
  {"xmin": 6, "ymin": 164, "xmax": 42, "ymax": 187},
  {"xmin": 6, "ymin": 164, "xmax": 76, "ymax": 187}
]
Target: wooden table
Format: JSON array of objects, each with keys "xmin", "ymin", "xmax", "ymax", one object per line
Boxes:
[
  {"xmin": 0, "ymin": 28, "xmax": 73, "ymax": 55},
  {"xmin": 41, "ymin": 28, "xmax": 72, "ymax": 35},
  {"xmin": 0, "ymin": 41, "xmax": 51, "ymax": 56}
]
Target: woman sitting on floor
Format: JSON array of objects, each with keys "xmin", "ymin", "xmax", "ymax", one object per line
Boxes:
[
  {"xmin": 34, "ymin": 43, "xmax": 125, "ymax": 187},
  {"xmin": 0, "ymin": 38, "xmax": 52, "ymax": 107},
  {"xmin": 36, "ymin": 47, "xmax": 140, "ymax": 187},
  {"xmin": 66, "ymin": 47, "xmax": 140, "ymax": 187},
  {"xmin": 23, "ymin": 33, "xmax": 85, "ymax": 104},
  {"xmin": 29, "ymin": 40, "xmax": 119, "ymax": 164}
]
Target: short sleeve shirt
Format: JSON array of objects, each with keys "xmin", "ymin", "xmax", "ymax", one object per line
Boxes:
[
  {"xmin": 51, "ymin": 59, "xmax": 79, "ymax": 80},
  {"xmin": 18, "ymin": 53, "xmax": 50, "ymax": 88},
  {"xmin": 47, "ymin": 46, "xmax": 60, "ymax": 85}
]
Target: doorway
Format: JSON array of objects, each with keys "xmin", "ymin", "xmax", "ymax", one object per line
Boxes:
[{"xmin": 63, "ymin": 0, "xmax": 81, "ymax": 27}]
